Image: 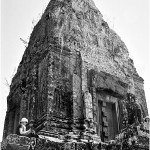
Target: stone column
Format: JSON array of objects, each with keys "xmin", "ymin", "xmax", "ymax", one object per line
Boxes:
[
  {"xmin": 89, "ymin": 87, "xmax": 101, "ymax": 143},
  {"xmin": 81, "ymin": 61, "xmax": 99, "ymax": 141},
  {"xmin": 84, "ymin": 91, "xmax": 93, "ymax": 121},
  {"xmin": 69, "ymin": 52, "xmax": 83, "ymax": 141},
  {"xmin": 73, "ymin": 73, "xmax": 83, "ymax": 130}
]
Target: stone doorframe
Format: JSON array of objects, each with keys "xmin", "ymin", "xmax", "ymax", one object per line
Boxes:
[
  {"xmin": 82, "ymin": 67, "xmax": 129, "ymax": 141},
  {"xmin": 96, "ymin": 91, "xmax": 120, "ymax": 141}
]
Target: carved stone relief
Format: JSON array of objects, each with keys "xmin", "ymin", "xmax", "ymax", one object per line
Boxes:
[{"xmin": 84, "ymin": 91, "xmax": 93, "ymax": 120}]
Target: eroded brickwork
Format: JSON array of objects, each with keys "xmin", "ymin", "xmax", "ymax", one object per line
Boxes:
[{"xmin": 2, "ymin": 0, "xmax": 149, "ymax": 149}]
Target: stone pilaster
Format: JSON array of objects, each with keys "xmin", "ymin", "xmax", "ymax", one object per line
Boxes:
[{"xmin": 72, "ymin": 73, "xmax": 83, "ymax": 139}]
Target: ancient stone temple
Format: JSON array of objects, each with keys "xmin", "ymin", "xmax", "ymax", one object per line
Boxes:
[{"xmin": 2, "ymin": 0, "xmax": 149, "ymax": 150}]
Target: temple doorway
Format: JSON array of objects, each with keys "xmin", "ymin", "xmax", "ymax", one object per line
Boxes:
[{"xmin": 97, "ymin": 91, "xmax": 119, "ymax": 142}]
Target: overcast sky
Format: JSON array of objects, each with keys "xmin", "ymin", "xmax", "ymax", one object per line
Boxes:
[{"xmin": 0, "ymin": 0, "xmax": 149, "ymax": 141}]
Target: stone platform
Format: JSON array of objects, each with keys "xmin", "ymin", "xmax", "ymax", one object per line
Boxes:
[
  {"xmin": 1, "ymin": 126, "xmax": 149, "ymax": 150},
  {"xmin": 1, "ymin": 134, "xmax": 102, "ymax": 150}
]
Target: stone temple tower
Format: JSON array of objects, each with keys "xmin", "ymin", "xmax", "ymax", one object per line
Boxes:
[{"xmin": 2, "ymin": 0, "xmax": 149, "ymax": 149}]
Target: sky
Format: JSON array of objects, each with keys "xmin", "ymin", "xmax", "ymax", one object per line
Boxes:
[{"xmin": 0, "ymin": 0, "xmax": 149, "ymax": 141}]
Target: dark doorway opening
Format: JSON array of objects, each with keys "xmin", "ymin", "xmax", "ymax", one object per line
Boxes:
[{"xmin": 97, "ymin": 92, "xmax": 119, "ymax": 142}]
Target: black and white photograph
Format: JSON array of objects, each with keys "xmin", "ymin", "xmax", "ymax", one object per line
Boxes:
[{"xmin": 1, "ymin": 0, "xmax": 149, "ymax": 149}]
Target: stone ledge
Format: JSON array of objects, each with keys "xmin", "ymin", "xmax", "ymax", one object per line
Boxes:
[
  {"xmin": 2, "ymin": 132, "xmax": 149, "ymax": 150},
  {"xmin": 1, "ymin": 134, "xmax": 36, "ymax": 150}
]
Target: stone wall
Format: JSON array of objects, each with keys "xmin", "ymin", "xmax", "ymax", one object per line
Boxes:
[{"xmin": 3, "ymin": 0, "xmax": 148, "ymax": 145}]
